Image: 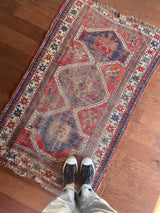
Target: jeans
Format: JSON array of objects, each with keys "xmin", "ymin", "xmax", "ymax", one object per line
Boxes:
[{"xmin": 42, "ymin": 184, "xmax": 117, "ymax": 213}]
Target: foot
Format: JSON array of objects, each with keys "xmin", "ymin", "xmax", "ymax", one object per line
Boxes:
[
  {"xmin": 80, "ymin": 157, "xmax": 95, "ymax": 186},
  {"xmin": 63, "ymin": 156, "xmax": 78, "ymax": 186}
]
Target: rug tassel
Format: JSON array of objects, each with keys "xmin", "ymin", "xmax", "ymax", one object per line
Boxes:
[
  {"xmin": 0, "ymin": 161, "xmax": 60, "ymax": 195},
  {"xmin": 92, "ymin": 0, "xmax": 160, "ymax": 33},
  {"xmin": 34, "ymin": 176, "xmax": 60, "ymax": 195}
]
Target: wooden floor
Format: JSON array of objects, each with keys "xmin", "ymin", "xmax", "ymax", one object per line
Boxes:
[{"xmin": 0, "ymin": 0, "xmax": 160, "ymax": 212}]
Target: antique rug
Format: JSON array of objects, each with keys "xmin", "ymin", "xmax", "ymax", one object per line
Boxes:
[{"xmin": 0, "ymin": 0, "xmax": 160, "ymax": 194}]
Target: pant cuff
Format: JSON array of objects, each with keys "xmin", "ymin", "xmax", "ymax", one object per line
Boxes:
[
  {"xmin": 63, "ymin": 185, "xmax": 76, "ymax": 192},
  {"xmin": 80, "ymin": 184, "xmax": 92, "ymax": 190}
]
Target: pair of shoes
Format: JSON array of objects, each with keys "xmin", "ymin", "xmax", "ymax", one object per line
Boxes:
[{"xmin": 63, "ymin": 156, "xmax": 95, "ymax": 186}]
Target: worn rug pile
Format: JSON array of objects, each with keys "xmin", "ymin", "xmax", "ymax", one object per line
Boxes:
[{"xmin": 0, "ymin": 0, "xmax": 160, "ymax": 194}]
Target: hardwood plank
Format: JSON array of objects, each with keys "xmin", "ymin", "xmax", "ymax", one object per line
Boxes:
[
  {"xmin": 98, "ymin": 136, "xmax": 160, "ymax": 191},
  {"xmin": 125, "ymin": 97, "xmax": 160, "ymax": 151},
  {"xmin": 0, "ymin": 11, "xmax": 46, "ymax": 42},
  {"xmin": 0, "ymin": 192, "xmax": 39, "ymax": 213},
  {"xmin": 0, "ymin": 58, "xmax": 24, "ymax": 77},
  {"xmin": 141, "ymin": 0, "xmax": 160, "ymax": 11},
  {"xmin": 98, "ymin": 148, "xmax": 160, "ymax": 212},
  {"xmin": 0, "ymin": 58, "xmax": 25, "ymax": 92},
  {"xmin": 15, "ymin": 0, "xmax": 65, "ymax": 18},
  {"xmin": 126, "ymin": 121, "xmax": 160, "ymax": 151},
  {"xmin": 100, "ymin": 182, "xmax": 159, "ymax": 213},
  {"xmin": 119, "ymin": 136, "xmax": 160, "ymax": 173},
  {"xmin": 0, "ymin": 24, "xmax": 38, "ymax": 55},
  {"xmin": 0, "ymin": 0, "xmax": 20, "ymax": 15},
  {"xmin": 13, "ymin": 0, "xmax": 54, "ymax": 30},
  {"xmin": 0, "ymin": 169, "xmax": 54, "ymax": 212},
  {"xmin": 0, "ymin": 42, "xmax": 32, "ymax": 68},
  {"xmin": 0, "ymin": 92, "xmax": 10, "ymax": 113},
  {"xmin": 140, "ymin": 109, "xmax": 160, "ymax": 134}
]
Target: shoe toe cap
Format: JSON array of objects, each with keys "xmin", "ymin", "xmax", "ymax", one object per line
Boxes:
[
  {"xmin": 81, "ymin": 157, "xmax": 93, "ymax": 166},
  {"xmin": 65, "ymin": 156, "xmax": 77, "ymax": 165}
]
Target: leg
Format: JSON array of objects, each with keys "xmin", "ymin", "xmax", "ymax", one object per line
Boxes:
[
  {"xmin": 42, "ymin": 185, "xmax": 76, "ymax": 213},
  {"xmin": 42, "ymin": 156, "xmax": 78, "ymax": 213},
  {"xmin": 77, "ymin": 184, "xmax": 117, "ymax": 213},
  {"xmin": 77, "ymin": 157, "xmax": 117, "ymax": 213}
]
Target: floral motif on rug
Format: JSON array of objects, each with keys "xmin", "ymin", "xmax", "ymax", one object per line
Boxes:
[{"xmin": 0, "ymin": 0, "xmax": 160, "ymax": 194}]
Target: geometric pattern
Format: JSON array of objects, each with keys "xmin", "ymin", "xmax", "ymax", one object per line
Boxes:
[
  {"xmin": 80, "ymin": 31, "xmax": 129, "ymax": 62},
  {"xmin": 60, "ymin": 65, "xmax": 106, "ymax": 107},
  {"xmin": 0, "ymin": 0, "xmax": 160, "ymax": 194},
  {"xmin": 31, "ymin": 111, "xmax": 83, "ymax": 157}
]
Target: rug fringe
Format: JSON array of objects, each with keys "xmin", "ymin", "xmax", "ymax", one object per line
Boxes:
[
  {"xmin": 92, "ymin": 0, "xmax": 120, "ymax": 17},
  {"xmin": 92, "ymin": 0, "xmax": 160, "ymax": 33},
  {"xmin": 0, "ymin": 161, "xmax": 60, "ymax": 195},
  {"xmin": 35, "ymin": 176, "xmax": 60, "ymax": 195}
]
